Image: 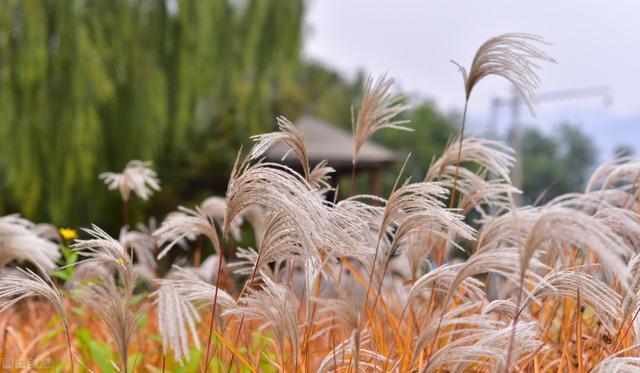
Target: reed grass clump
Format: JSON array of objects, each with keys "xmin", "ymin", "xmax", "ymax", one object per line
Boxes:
[{"xmin": 2, "ymin": 33, "xmax": 640, "ymax": 373}]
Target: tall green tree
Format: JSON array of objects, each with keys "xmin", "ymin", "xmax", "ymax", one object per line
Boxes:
[
  {"xmin": 0, "ymin": 0, "xmax": 303, "ymax": 228},
  {"xmin": 518, "ymin": 123, "xmax": 597, "ymax": 204}
]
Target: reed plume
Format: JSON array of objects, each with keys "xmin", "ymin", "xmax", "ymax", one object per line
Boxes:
[
  {"xmin": 350, "ymin": 74, "xmax": 411, "ymax": 194},
  {"xmin": 155, "ymin": 267, "xmax": 235, "ymax": 365},
  {"xmin": 352, "ymin": 74, "xmax": 411, "ymax": 165},
  {"xmin": 155, "ymin": 204, "xmax": 223, "ymax": 260},
  {"xmin": 448, "ymin": 33, "xmax": 554, "ymax": 220},
  {"xmin": 453, "ymin": 33, "xmax": 555, "ymax": 115},
  {"xmin": 317, "ymin": 333, "xmax": 389, "ymax": 373},
  {"xmin": 72, "ymin": 225, "xmax": 136, "ymax": 290},
  {"xmin": 76, "ymin": 276, "xmax": 137, "ymax": 372},
  {"xmin": 99, "ymin": 160, "xmax": 160, "ymax": 202},
  {"xmin": 226, "ymin": 277, "xmax": 300, "ymax": 369},
  {"xmin": 72, "ymin": 225, "xmax": 138, "ymax": 372},
  {"xmin": 0, "ymin": 214, "xmax": 61, "ymax": 272},
  {"xmin": 0, "ymin": 267, "xmax": 75, "ymax": 370},
  {"xmin": 99, "ymin": 160, "xmax": 160, "ymax": 224},
  {"xmin": 250, "ymin": 116, "xmax": 310, "ymax": 179}
]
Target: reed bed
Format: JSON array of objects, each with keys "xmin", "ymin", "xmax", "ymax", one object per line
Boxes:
[{"xmin": 1, "ymin": 33, "xmax": 640, "ymax": 372}]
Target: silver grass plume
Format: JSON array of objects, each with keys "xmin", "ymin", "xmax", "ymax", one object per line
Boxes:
[
  {"xmin": 71, "ymin": 224, "xmax": 136, "ymax": 291},
  {"xmin": 312, "ymin": 288, "xmax": 367, "ymax": 372},
  {"xmin": 225, "ymin": 276, "xmax": 300, "ymax": 366},
  {"xmin": 380, "ymin": 182, "xmax": 456, "ymax": 243},
  {"xmin": 162, "ymin": 266, "xmax": 235, "ymax": 312},
  {"xmin": 228, "ymin": 247, "xmax": 271, "ymax": 278},
  {"xmin": 68, "ymin": 261, "xmax": 116, "ymax": 290},
  {"xmin": 250, "ymin": 116, "xmax": 311, "ymax": 179},
  {"xmin": 352, "ymin": 74, "xmax": 411, "ymax": 165},
  {"xmin": 200, "ymin": 196, "xmax": 243, "ymax": 240},
  {"xmin": 223, "ymin": 154, "xmax": 364, "ymax": 367},
  {"xmin": 313, "ymin": 283, "xmax": 366, "ymax": 340},
  {"xmin": 154, "ymin": 201, "xmax": 226, "ymax": 260},
  {"xmin": 121, "ymin": 228, "xmax": 157, "ymax": 273},
  {"xmin": 317, "ymin": 333, "xmax": 389, "ymax": 373},
  {"xmin": 228, "ymin": 213, "xmax": 300, "ymax": 281},
  {"xmin": 155, "ymin": 266, "xmax": 236, "ymax": 365},
  {"xmin": 99, "ymin": 160, "xmax": 160, "ymax": 202},
  {"xmin": 412, "ymin": 301, "xmax": 499, "ymax": 366},
  {"xmin": 248, "ymin": 116, "xmax": 335, "ymax": 192},
  {"xmin": 0, "ymin": 214, "xmax": 61, "ymax": 272},
  {"xmin": 76, "ymin": 275, "xmax": 138, "ymax": 372},
  {"xmin": 337, "ymin": 195, "xmax": 391, "ymax": 251},
  {"xmin": 224, "ymin": 153, "xmax": 344, "ymax": 252},
  {"xmin": 623, "ymin": 254, "xmax": 640, "ymax": 329},
  {"xmin": 426, "ymin": 137, "xmax": 516, "ymax": 184},
  {"xmin": 155, "ymin": 282, "xmax": 200, "ymax": 364},
  {"xmin": 439, "ymin": 166, "xmax": 519, "ymax": 216},
  {"xmin": 592, "ymin": 356, "xmax": 640, "ymax": 373},
  {"xmin": 586, "ymin": 156, "xmax": 640, "ymax": 192},
  {"xmin": 157, "ymin": 198, "xmax": 239, "ymax": 372},
  {"xmin": 224, "ymin": 155, "xmax": 323, "ymax": 250},
  {"xmin": 365, "ymin": 181, "xmax": 475, "ymax": 317},
  {"xmin": 504, "ymin": 202, "xmax": 638, "ymax": 371},
  {"xmin": 164, "ymin": 255, "xmax": 223, "ymax": 285},
  {"xmin": 482, "ymin": 299, "xmax": 532, "ymax": 323},
  {"xmin": 520, "ymin": 206, "xmax": 634, "ymax": 290},
  {"xmin": 387, "ymin": 206, "xmax": 475, "ymax": 260},
  {"xmin": 446, "ymin": 34, "xmax": 553, "ymax": 219},
  {"xmin": 393, "ymin": 232, "xmax": 433, "ymax": 280},
  {"xmin": 425, "ymin": 322, "xmax": 542, "ymax": 373},
  {"xmin": 308, "ymin": 160, "xmax": 335, "ymax": 191},
  {"xmin": 223, "ymin": 159, "xmax": 368, "ymax": 322},
  {"xmin": 407, "ymin": 263, "xmax": 485, "ymax": 306},
  {"xmin": 446, "ymin": 246, "xmax": 548, "ymax": 303},
  {"xmin": 31, "ymin": 223, "xmax": 62, "ymax": 242},
  {"xmin": 324, "ymin": 202, "xmax": 374, "ymax": 260},
  {"xmin": 0, "ymin": 267, "xmax": 68, "ymax": 330},
  {"xmin": 72, "ymin": 225, "xmax": 138, "ymax": 372},
  {"xmin": 475, "ymin": 207, "xmax": 541, "ymax": 252},
  {"xmin": 224, "ymin": 154, "xmax": 368, "ymax": 301},
  {"xmin": 528, "ymin": 268, "xmax": 621, "ymax": 335},
  {"xmin": 239, "ymin": 205, "xmax": 268, "ymax": 246},
  {"xmin": 452, "ymin": 33, "xmax": 555, "ymax": 116},
  {"xmin": 547, "ymin": 189, "xmax": 638, "ymax": 212},
  {"xmin": 0, "ymin": 267, "xmax": 74, "ymax": 369}
]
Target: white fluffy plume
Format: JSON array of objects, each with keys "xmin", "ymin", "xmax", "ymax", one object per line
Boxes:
[{"xmin": 99, "ymin": 160, "xmax": 160, "ymax": 202}]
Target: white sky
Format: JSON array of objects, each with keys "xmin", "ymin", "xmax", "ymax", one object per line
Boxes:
[{"xmin": 303, "ymin": 0, "xmax": 640, "ymax": 157}]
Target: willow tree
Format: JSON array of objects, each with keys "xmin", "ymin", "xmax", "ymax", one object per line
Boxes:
[{"xmin": 0, "ymin": 0, "xmax": 303, "ymax": 227}]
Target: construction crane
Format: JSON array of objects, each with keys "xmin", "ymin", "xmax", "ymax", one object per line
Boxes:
[{"xmin": 488, "ymin": 86, "xmax": 612, "ymax": 204}]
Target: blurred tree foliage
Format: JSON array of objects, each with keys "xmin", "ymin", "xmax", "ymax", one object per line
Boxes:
[
  {"xmin": 518, "ymin": 123, "xmax": 597, "ymax": 205},
  {"xmin": 375, "ymin": 101, "xmax": 458, "ymax": 188},
  {"xmin": 0, "ymin": 0, "xmax": 303, "ymax": 228}
]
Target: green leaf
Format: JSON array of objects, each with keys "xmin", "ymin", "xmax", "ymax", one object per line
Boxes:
[
  {"xmin": 173, "ymin": 347, "xmax": 203, "ymax": 373},
  {"xmin": 128, "ymin": 352, "xmax": 144, "ymax": 372},
  {"xmin": 88, "ymin": 340, "xmax": 115, "ymax": 373},
  {"xmin": 51, "ymin": 269, "xmax": 70, "ymax": 281}
]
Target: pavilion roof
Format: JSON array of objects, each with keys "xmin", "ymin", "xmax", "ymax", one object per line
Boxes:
[{"xmin": 264, "ymin": 115, "xmax": 397, "ymax": 170}]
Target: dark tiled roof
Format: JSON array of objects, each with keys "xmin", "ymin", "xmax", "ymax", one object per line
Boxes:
[{"xmin": 265, "ymin": 115, "xmax": 397, "ymax": 170}]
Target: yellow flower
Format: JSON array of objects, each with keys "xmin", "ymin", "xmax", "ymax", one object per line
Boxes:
[{"xmin": 59, "ymin": 227, "xmax": 78, "ymax": 241}]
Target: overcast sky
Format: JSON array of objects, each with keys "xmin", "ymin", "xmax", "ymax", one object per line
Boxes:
[{"xmin": 303, "ymin": 0, "xmax": 640, "ymax": 158}]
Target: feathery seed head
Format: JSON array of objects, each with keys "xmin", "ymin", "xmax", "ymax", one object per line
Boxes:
[
  {"xmin": 353, "ymin": 74, "xmax": 411, "ymax": 164},
  {"xmin": 99, "ymin": 160, "xmax": 160, "ymax": 202},
  {"xmin": 453, "ymin": 33, "xmax": 555, "ymax": 116}
]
